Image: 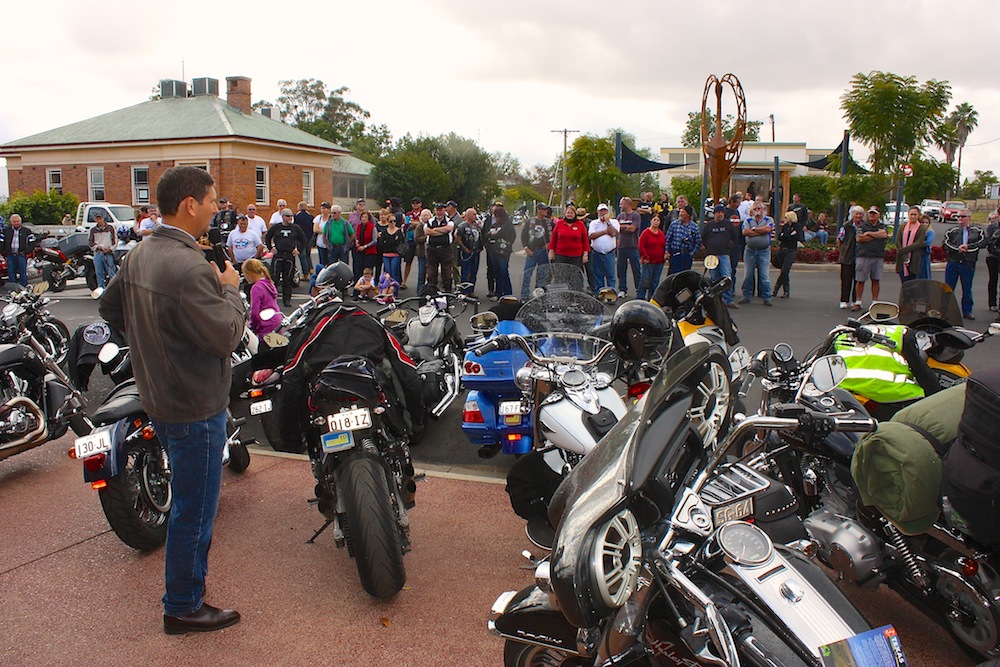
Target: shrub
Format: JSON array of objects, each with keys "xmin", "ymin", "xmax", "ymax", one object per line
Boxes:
[{"xmin": 0, "ymin": 190, "xmax": 80, "ymax": 226}]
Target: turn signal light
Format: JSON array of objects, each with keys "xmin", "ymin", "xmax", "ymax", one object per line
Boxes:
[
  {"xmin": 628, "ymin": 382, "xmax": 652, "ymax": 400},
  {"xmin": 960, "ymin": 557, "xmax": 979, "ymax": 578},
  {"xmin": 249, "ymin": 389, "xmax": 264, "ymax": 399},
  {"xmin": 91, "ymin": 480, "xmax": 107, "ymax": 490},
  {"xmin": 506, "ymin": 434, "xmax": 522, "ymax": 442},
  {"xmin": 141, "ymin": 426, "xmax": 155, "ymax": 440},
  {"xmin": 68, "ymin": 447, "xmax": 77, "ymax": 459}
]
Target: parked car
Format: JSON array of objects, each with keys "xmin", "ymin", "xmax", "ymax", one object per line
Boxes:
[
  {"xmin": 881, "ymin": 201, "xmax": 909, "ymax": 234},
  {"xmin": 941, "ymin": 200, "xmax": 969, "ymax": 222},
  {"xmin": 920, "ymin": 198, "xmax": 943, "ymax": 220}
]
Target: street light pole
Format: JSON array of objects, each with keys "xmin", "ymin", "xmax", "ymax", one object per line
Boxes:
[{"xmin": 552, "ymin": 128, "xmax": 579, "ymax": 211}]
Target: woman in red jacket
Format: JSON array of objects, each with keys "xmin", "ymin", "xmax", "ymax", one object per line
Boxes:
[
  {"xmin": 638, "ymin": 214, "xmax": 667, "ymax": 300},
  {"xmin": 547, "ymin": 204, "xmax": 589, "ymax": 268}
]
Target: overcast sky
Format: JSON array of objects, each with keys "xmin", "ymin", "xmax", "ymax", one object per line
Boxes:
[{"xmin": 3, "ymin": 0, "xmax": 999, "ymax": 198}]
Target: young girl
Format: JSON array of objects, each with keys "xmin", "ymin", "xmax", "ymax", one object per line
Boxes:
[
  {"xmin": 376, "ymin": 269, "xmax": 399, "ymax": 304},
  {"xmin": 355, "ymin": 267, "xmax": 376, "ymax": 300},
  {"xmin": 638, "ymin": 214, "xmax": 667, "ymax": 300},
  {"xmin": 242, "ymin": 258, "xmax": 281, "ymax": 336}
]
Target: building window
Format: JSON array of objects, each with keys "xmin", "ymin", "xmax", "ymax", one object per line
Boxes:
[
  {"xmin": 46, "ymin": 169, "xmax": 62, "ymax": 195},
  {"xmin": 175, "ymin": 161, "xmax": 209, "ymax": 171},
  {"xmin": 88, "ymin": 167, "xmax": 105, "ymax": 201},
  {"xmin": 302, "ymin": 170, "xmax": 314, "ymax": 207},
  {"xmin": 132, "ymin": 166, "xmax": 150, "ymax": 204},
  {"xmin": 255, "ymin": 167, "xmax": 269, "ymax": 205}
]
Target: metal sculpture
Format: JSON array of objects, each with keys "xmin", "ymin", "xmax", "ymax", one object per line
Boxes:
[{"xmin": 701, "ymin": 73, "xmax": 748, "ymax": 203}]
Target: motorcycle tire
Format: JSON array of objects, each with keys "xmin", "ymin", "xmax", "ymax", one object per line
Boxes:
[
  {"xmin": 42, "ymin": 266, "xmax": 66, "ymax": 292},
  {"xmin": 227, "ymin": 440, "xmax": 251, "ymax": 473},
  {"xmin": 935, "ymin": 549, "xmax": 1000, "ymax": 660},
  {"xmin": 503, "ymin": 641, "xmax": 573, "ymax": 667},
  {"xmin": 339, "ymin": 454, "xmax": 406, "ymax": 599},
  {"xmin": 85, "ymin": 266, "xmax": 98, "ymax": 291},
  {"xmin": 37, "ymin": 319, "xmax": 71, "ymax": 366},
  {"xmin": 98, "ymin": 439, "xmax": 171, "ymax": 551}
]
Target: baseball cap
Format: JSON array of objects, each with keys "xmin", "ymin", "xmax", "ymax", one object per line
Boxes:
[
  {"xmin": 411, "ymin": 197, "xmax": 422, "ymax": 203},
  {"xmin": 357, "ymin": 197, "xmax": 366, "ymax": 203},
  {"xmin": 713, "ymin": 204, "xmax": 726, "ymax": 213},
  {"xmin": 320, "ymin": 201, "xmax": 331, "ymax": 208},
  {"xmin": 446, "ymin": 200, "xmax": 458, "ymax": 208},
  {"xmin": 433, "ymin": 202, "xmax": 445, "ymax": 209},
  {"xmin": 493, "ymin": 201, "xmax": 505, "ymax": 207},
  {"xmin": 868, "ymin": 206, "xmax": 880, "ymax": 213},
  {"xmin": 596, "ymin": 203, "xmax": 610, "ymax": 212},
  {"xmin": 219, "ymin": 198, "xmax": 228, "ymax": 204},
  {"xmin": 236, "ymin": 213, "xmax": 247, "ymax": 221}
]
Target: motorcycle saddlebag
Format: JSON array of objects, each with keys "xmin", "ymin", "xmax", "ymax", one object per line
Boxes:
[
  {"xmin": 942, "ymin": 365, "xmax": 1000, "ymax": 544},
  {"xmin": 416, "ymin": 358, "xmax": 447, "ymax": 406}
]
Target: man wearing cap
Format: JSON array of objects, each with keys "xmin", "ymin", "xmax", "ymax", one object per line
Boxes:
[
  {"xmin": 323, "ymin": 204, "xmax": 354, "ymax": 267},
  {"xmin": 444, "ymin": 200, "xmax": 463, "ymax": 286},
  {"xmin": 944, "ymin": 209, "xmax": 987, "ymax": 319},
  {"xmin": 225, "ymin": 215, "xmax": 263, "ymax": 271},
  {"xmin": 739, "ymin": 201, "xmax": 774, "ymax": 306},
  {"xmin": 244, "ymin": 205, "xmax": 268, "ymax": 238},
  {"xmin": 854, "ymin": 206, "xmax": 889, "ymax": 307},
  {"xmin": 293, "ymin": 201, "xmax": 314, "ymax": 277},
  {"xmin": 264, "ymin": 208, "xmax": 307, "ymax": 307},
  {"xmin": 520, "ymin": 203, "xmax": 553, "ymax": 300},
  {"xmin": 702, "ymin": 204, "xmax": 741, "ymax": 307},
  {"xmin": 588, "ymin": 203, "xmax": 619, "ymax": 295},
  {"xmin": 213, "ymin": 198, "xmax": 237, "ymax": 231},
  {"xmin": 616, "ymin": 197, "xmax": 642, "ymax": 298},
  {"xmin": 425, "ymin": 203, "xmax": 456, "ymax": 292},
  {"xmin": 665, "ymin": 205, "xmax": 701, "ymax": 275}
]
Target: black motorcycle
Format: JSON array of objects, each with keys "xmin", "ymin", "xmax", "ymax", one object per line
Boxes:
[
  {"xmin": 490, "ymin": 343, "xmax": 896, "ymax": 666},
  {"xmin": 0, "ymin": 284, "xmax": 71, "ymax": 365},
  {"xmin": 36, "ymin": 232, "xmax": 98, "ymax": 292},
  {"xmin": 0, "ymin": 283, "xmax": 91, "ymax": 463}
]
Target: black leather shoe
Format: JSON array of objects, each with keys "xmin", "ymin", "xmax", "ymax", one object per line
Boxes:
[{"xmin": 164, "ymin": 603, "xmax": 241, "ymax": 635}]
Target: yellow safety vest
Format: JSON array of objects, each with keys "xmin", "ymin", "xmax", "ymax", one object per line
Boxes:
[{"xmin": 833, "ymin": 325, "xmax": 924, "ymax": 403}]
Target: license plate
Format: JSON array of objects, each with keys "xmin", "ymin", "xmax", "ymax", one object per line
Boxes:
[
  {"xmin": 499, "ymin": 400, "xmax": 522, "ymax": 416},
  {"xmin": 75, "ymin": 429, "xmax": 112, "ymax": 459},
  {"xmin": 250, "ymin": 399, "xmax": 273, "ymax": 415},
  {"xmin": 327, "ymin": 408, "xmax": 372, "ymax": 433},
  {"xmin": 321, "ymin": 430, "xmax": 355, "ymax": 453},
  {"xmin": 712, "ymin": 497, "xmax": 754, "ymax": 526}
]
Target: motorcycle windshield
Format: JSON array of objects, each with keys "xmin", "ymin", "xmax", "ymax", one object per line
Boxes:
[
  {"xmin": 516, "ymin": 291, "xmax": 605, "ymax": 335},
  {"xmin": 523, "ymin": 263, "xmax": 587, "ymax": 295},
  {"xmin": 897, "ymin": 279, "xmax": 962, "ymax": 328}
]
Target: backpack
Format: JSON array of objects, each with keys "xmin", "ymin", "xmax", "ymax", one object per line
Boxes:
[{"xmin": 941, "ymin": 365, "xmax": 1000, "ymax": 544}]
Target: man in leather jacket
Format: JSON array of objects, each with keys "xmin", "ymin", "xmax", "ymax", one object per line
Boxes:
[
  {"xmin": 264, "ymin": 209, "xmax": 307, "ymax": 307},
  {"xmin": 1, "ymin": 214, "xmax": 37, "ymax": 287},
  {"xmin": 944, "ymin": 212, "xmax": 987, "ymax": 319}
]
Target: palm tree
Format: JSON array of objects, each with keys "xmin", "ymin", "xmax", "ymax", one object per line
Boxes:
[{"xmin": 952, "ymin": 102, "xmax": 979, "ymax": 192}]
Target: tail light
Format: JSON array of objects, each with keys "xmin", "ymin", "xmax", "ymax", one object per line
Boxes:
[
  {"xmin": 463, "ymin": 361, "xmax": 484, "ymax": 376},
  {"xmin": 251, "ymin": 369, "xmax": 276, "ymax": 386},
  {"xmin": 83, "ymin": 454, "xmax": 106, "ymax": 472},
  {"xmin": 627, "ymin": 382, "xmax": 652, "ymax": 400},
  {"xmin": 462, "ymin": 400, "xmax": 484, "ymax": 424}
]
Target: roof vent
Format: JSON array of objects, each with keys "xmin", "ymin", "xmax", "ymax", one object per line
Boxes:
[
  {"xmin": 258, "ymin": 107, "xmax": 278, "ymax": 120},
  {"xmin": 159, "ymin": 79, "xmax": 188, "ymax": 98},
  {"xmin": 192, "ymin": 77, "xmax": 219, "ymax": 96}
]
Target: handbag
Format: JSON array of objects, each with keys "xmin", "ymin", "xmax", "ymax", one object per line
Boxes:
[{"xmin": 770, "ymin": 249, "xmax": 785, "ymax": 269}]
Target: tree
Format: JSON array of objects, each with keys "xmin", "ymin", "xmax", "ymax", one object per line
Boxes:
[
  {"xmin": 503, "ymin": 184, "xmax": 545, "ymax": 209},
  {"xmin": 0, "ymin": 190, "xmax": 80, "ymax": 226},
  {"xmin": 276, "ymin": 78, "xmax": 328, "ymax": 125},
  {"xmin": 669, "ymin": 176, "xmax": 703, "ymax": 207},
  {"xmin": 829, "ymin": 174, "xmax": 893, "ymax": 212},
  {"xmin": 903, "ymin": 157, "xmax": 958, "ymax": 203},
  {"xmin": 681, "ymin": 110, "xmax": 762, "ymax": 148},
  {"xmin": 370, "ymin": 151, "xmax": 451, "ymax": 205},
  {"xmin": 789, "ymin": 175, "xmax": 835, "ymax": 214},
  {"xmin": 949, "ymin": 102, "xmax": 979, "ymax": 191},
  {"xmin": 960, "ymin": 169, "xmax": 998, "ymax": 199},
  {"xmin": 525, "ymin": 164, "xmax": 557, "ymax": 204},
  {"xmin": 565, "ymin": 135, "xmax": 625, "ymax": 211},
  {"xmin": 840, "ymin": 72, "xmax": 951, "ymax": 174}
]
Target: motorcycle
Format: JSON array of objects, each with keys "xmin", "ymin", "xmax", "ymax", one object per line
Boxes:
[
  {"xmin": 743, "ymin": 334, "xmax": 1000, "ymax": 660},
  {"xmin": 377, "ymin": 285, "xmax": 474, "ymax": 418},
  {"xmin": 0, "ymin": 282, "xmax": 92, "ymax": 463},
  {"xmin": 0, "ymin": 284, "xmax": 71, "ymax": 365},
  {"xmin": 803, "ymin": 280, "xmax": 991, "ymax": 419},
  {"xmin": 69, "ymin": 328, "xmax": 254, "ymax": 551},
  {"xmin": 491, "ymin": 343, "xmax": 897, "ymax": 666},
  {"xmin": 37, "ymin": 232, "xmax": 98, "ymax": 292}
]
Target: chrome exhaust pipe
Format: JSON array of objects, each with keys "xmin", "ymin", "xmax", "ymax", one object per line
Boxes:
[
  {"xmin": 0, "ymin": 396, "xmax": 49, "ymax": 461},
  {"xmin": 430, "ymin": 354, "xmax": 462, "ymax": 418}
]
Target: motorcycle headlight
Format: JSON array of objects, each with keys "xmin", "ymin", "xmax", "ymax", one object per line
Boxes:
[
  {"xmin": 591, "ymin": 508, "xmax": 641, "ymax": 610},
  {"xmin": 514, "ymin": 365, "xmax": 533, "ymax": 392}
]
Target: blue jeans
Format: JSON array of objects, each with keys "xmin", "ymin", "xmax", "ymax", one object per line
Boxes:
[
  {"xmin": 520, "ymin": 250, "xmax": 549, "ymax": 300},
  {"xmin": 7, "ymin": 254, "xmax": 27, "ymax": 287},
  {"xmin": 299, "ymin": 245, "xmax": 313, "ymax": 275},
  {"xmin": 459, "ymin": 251, "xmax": 480, "ymax": 292},
  {"xmin": 617, "ymin": 247, "xmax": 641, "ymax": 294},
  {"xmin": 742, "ymin": 247, "xmax": 772, "ymax": 301},
  {"xmin": 816, "ymin": 230, "xmax": 829, "ymax": 245},
  {"xmin": 668, "ymin": 253, "xmax": 693, "ymax": 275},
  {"xmin": 490, "ymin": 251, "xmax": 512, "ymax": 297},
  {"xmin": 95, "ymin": 252, "xmax": 116, "ymax": 289},
  {"xmin": 945, "ymin": 261, "xmax": 976, "ymax": 315},
  {"xmin": 639, "ymin": 263, "xmax": 664, "ymax": 300},
  {"xmin": 151, "ymin": 410, "xmax": 227, "ymax": 617},
  {"xmin": 591, "ymin": 251, "xmax": 616, "ymax": 293},
  {"xmin": 709, "ymin": 253, "xmax": 735, "ymax": 304},
  {"xmin": 416, "ymin": 256, "xmax": 426, "ymax": 290},
  {"xmin": 383, "ymin": 255, "xmax": 402, "ymax": 285}
]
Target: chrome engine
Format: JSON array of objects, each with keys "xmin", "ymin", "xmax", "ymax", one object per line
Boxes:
[
  {"xmin": 803, "ymin": 507, "xmax": 883, "ymax": 588},
  {"xmin": 0, "ymin": 396, "xmax": 47, "ymax": 447}
]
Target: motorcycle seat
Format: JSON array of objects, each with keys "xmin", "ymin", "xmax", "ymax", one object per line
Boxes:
[
  {"xmin": 91, "ymin": 382, "xmax": 144, "ymax": 426},
  {"xmin": 404, "ymin": 345, "xmax": 437, "ymax": 362}
]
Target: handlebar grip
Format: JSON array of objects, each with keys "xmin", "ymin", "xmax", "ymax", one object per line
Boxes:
[
  {"xmin": 870, "ymin": 333, "xmax": 897, "ymax": 348},
  {"xmin": 833, "ymin": 417, "xmax": 878, "ymax": 433},
  {"xmin": 474, "ymin": 336, "xmax": 507, "ymax": 357}
]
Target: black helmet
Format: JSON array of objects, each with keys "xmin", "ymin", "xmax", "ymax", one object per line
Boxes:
[
  {"xmin": 610, "ymin": 300, "xmax": 671, "ymax": 361},
  {"xmin": 315, "ymin": 262, "xmax": 353, "ymax": 292}
]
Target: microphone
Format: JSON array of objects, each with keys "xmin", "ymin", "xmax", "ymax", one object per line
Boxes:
[{"xmin": 207, "ymin": 228, "xmax": 229, "ymax": 270}]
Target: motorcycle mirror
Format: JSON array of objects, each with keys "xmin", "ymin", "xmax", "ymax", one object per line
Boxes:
[
  {"xmin": 262, "ymin": 332, "xmax": 289, "ymax": 348},
  {"xmin": 32, "ymin": 282, "xmax": 49, "ymax": 296},
  {"xmin": 807, "ymin": 355, "xmax": 848, "ymax": 393},
  {"xmin": 259, "ymin": 308, "xmax": 280, "ymax": 321},
  {"xmin": 98, "ymin": 342, "xmax": 121, "ymax": 364},
  {"xmin": 866, "ymin": 301, "xmax": 899, "ymax": 323},
  {"xmin": 772, "ymin": 342, "xmax": 794, "ymax": 363},
  {"xmin": 470, "ymin": 311, "xmax": 498, "ymax": 332},
  {"xmin": 90, "ymin": 287, "xmax": 105, "ymax": 300},
  {"xmin": 703, "ymin": 254, "xmax": 720, "ymax": 270}
]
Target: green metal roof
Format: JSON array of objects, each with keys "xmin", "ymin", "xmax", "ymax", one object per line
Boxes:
[{"xmin": 2, "ymin": 96, "xmax": 349, "ymax": 153}]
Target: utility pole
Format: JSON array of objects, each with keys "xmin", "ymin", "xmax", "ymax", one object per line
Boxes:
[
  {"xmin": 552, "ymin": 129, "xmax": 579, "ymax": 211},
  {"xmin": 769, "ymin": 114, "xmax": 775, "ymax": 142}
]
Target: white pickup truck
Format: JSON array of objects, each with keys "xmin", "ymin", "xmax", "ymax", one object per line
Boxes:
[{"xmin": 75, "ymin": 202, "xmax": 136, "ymax": 232}]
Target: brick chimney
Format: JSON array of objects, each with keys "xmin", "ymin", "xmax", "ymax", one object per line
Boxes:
[{"xmin": 226, "ymin": 76, "xmax": 251, "ymax": 114}]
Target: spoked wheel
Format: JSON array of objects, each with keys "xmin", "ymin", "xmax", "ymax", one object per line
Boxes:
[
  {"xmin": 42, "ymin": 267, "xmax": 66, "ymax": 292},
  {"xmin": 503, "ymin": 641, "xmax": 581, "ymax": 667},
  {"xmin": 936, "ymin": 558, "xmax": 1000, "ymax": 660},
  {"xmin": 686, "ymin": 358, "xmax": 732, "ymax": 443},
  {"xmin": 98, "ymin": 440, "xmax": 171, "ymax": 551}
]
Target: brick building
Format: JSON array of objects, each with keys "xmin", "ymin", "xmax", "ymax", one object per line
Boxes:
[{"xmin": 0, "ymin": 76, "xmax": 368, "ymax": 220}]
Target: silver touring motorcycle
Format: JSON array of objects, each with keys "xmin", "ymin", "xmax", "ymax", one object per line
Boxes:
[{"xmin": 490, "ymin": 342, "xmax": 906, "ymax": 666}]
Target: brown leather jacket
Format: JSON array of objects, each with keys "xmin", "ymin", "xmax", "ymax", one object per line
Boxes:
[{"xmin": 99, "ymin": 225, "xmax": 246, "ymax": 422}]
